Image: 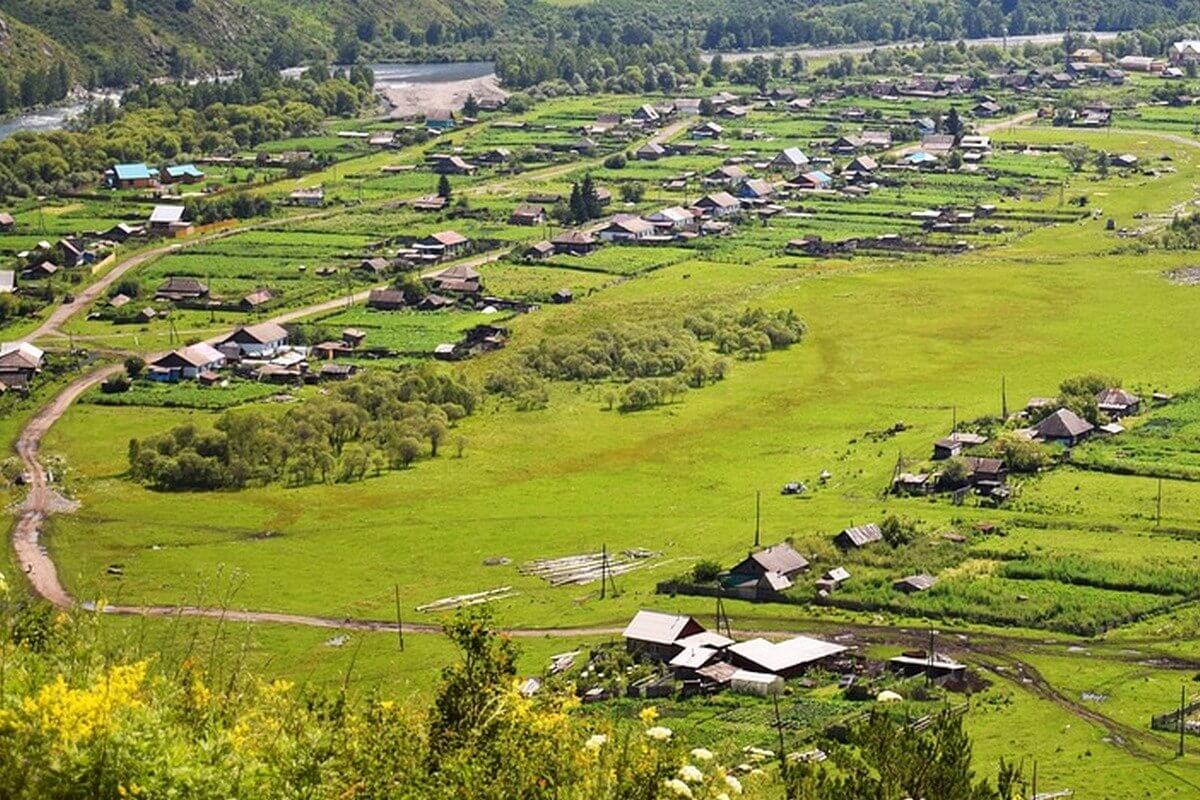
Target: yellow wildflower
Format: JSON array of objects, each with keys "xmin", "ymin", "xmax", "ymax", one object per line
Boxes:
[{"xmin": 639, "ymin": 706, "xmax": 659, "ymax": 724}]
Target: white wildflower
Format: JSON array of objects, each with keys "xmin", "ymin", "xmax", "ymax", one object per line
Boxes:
[
  {"xmin": 716, "ymin": 795, "xmax": 731, "ymax": 800},
  {"xmin": 645, "ymin": 725, "xmax": 673, "ymax": 741},
  {"xmin": 724, "ymin": 774, "xmax": 743, "ymax": 795},
  {"xmin": 690, "ymin": 747, "xmax": 714, "ymax": 761},
  {"xmin": 664, "ymin": 778, "xmax": 694, "ymax": 798},
  {"xmin": 679, "ymin": 764, "xmax": 704, "ymax": 784},
  {"xmin": 584, "ymin": 734, "xmax": 608, "ymax": 752}
]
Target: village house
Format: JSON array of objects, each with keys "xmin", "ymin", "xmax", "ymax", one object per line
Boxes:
[
  {"xmin": 690, "ymin": 121, "xmax": 724, "ymax": 140},
  {"xmin": 1171, "ymin": 40, "xmax": 1200, "ymax": 65},
  {"xmin": 428, "ymin": 263, "xmax": 483, "ymax": 295},
  {"xmin": 0, "ymin": 342, "xmax": 44, "ymax": 390},
  {"xmin": 631, "ymin": 104, "xmax": 660, "ymax": 125},
  {"xmin": 148, "ymin": 205, "xmax": 188, "ymax": 236},
  {"xmin": 846, "ymin": 155, "xmax": 879, "ymax": 174},
  {"xmin": 962, "ymin": 456, "xmax": 1007, "ymax": 492},
  {"xmin": 888, "ymin": 651, "xmax": 966, "ymax": 683},
  {"xmin": 161, "ymin": 164, "xmax": 205, "ymax": 184},
  {"xmin": 668, "ymin": 632, "xmax": 737, "ymax": 680},
  {"xmin": 1071, "ymin": 47, "xmax": 1103, "ymax": 64},
  {"xmin": 155, "ymin": 276, "xmax": 209, "ymax": 302},
  {"xmin": 508, "ymin": 204, "xmax": 546, "ymax": 226},
  {"xmin": 367, "ymin": 288, "xmax": 408, "ymax": 311},
  {"xmin": 108, "ymin": 163, "xmax": 159, "ymax": 189},
  {"xmin": 727, "ymin": 635, "xmax": 847, "ymax": 679},
  {"xmin": 1034, "ymin": 407, "xmax": 1095, "ymax": 446},
  {"xmin": 0, "ymin": 212, "xmax": 14, "ymax": 232},
  {"xmin": 770, "ymin": 147, "xmax": 809, "ymax": 171},
  {"xmin": 476, "ymin": 148, "xmax": 512, "ymax": 165},
  {"xmin": 815, "ymin": 566, "xmax": 851, "ymax": 593},
  {"xmin": 319, "ymin": 363, "xmax": 357, "ymax": 381},
  {"xmin": 102, "ymin": 222, "xmax": 144, "ymax": 242},
  {"xmin": 705, "ymin": 165, "xmax": 748, "ymax": 186},
  {"xmin": 636, "ymin": 142, "xmax": 667, "ymax": 161},
  {"xmin": 1118, "ymin": 55, "xmax": 1164, "ymax": 73},
  {"xmin": 791, "ymin": 170, "xmax": 833, "ymax": 190},
  {"xmin": 1096, "ymin": 387, "xmax": 1140, "ymax": 417},
  {"xmin": 645, "ymin": 206, "xmax": 697, "ymax": 233},
  {"xmin": 622, "ymin": 610, "xmax": 707, "ymax": 662},
  {"xmin": 411, "ymin": 195, "xmax": 448, "ymax": 212},
  {"xmin": 424, "ymin": 109, "xmax": 456, "ymax": 131},
  {"xmin": 551, "ymin": 288, "xmax": 573, "ymax": 304},
  {"xmin": 973, "ymin": 100, "xmax": 1002, "ymax": 117},
  {"xmin": 725, "ymin": 542, "xmax": 809, "ymax": 594},
  {"xmin": 834, "ymin": 523, "xmax": 883, "ymax": 549},
  {"xmin": 357, "ymin": 257, "xmax": 390, "ymax": 277},
  {"xmin": 551, "ymin": 230, "xmax": 598, "ymax": 255},
  {"xmin": 673, "ymin": 98, "xmax": 702, "ymax": 116},
  {"xmin": 737, "ymin": 178, "xmax": 775, "ymax": 201},
  {"xmin": 239, "ymin": 289, "xmax": 276, "ymax": 311},
  {"xmin": 892, "ymin": 472, "xmax": 934, "ymax": 496},
  {"xmin": 22, "ymin": 261, "xmax": 58, "ymax": 280},
  {"xmin": 289, "ymin": 187, "xmax": 325, "ymax": 207},
  {"xmin": 148, "ymin": 342, "xmax": 226, "ymax": 382},
  {"xmin": 523, "ymin": 241, "xmax": 556, "ymax": 261},
  {"xmin": 692, "ymin": 192, "xmax": 741, "ymax": 218},
  {"xmin": 218, "ymin": 321, "xmax": 288, "ymax": 359},
  {"xmin": 0, "ymin": 271, "xmax": 14, "ymax": 294},
  {"xmin": 894, "ymin": 573, "xmax": 936, "ymax": 593},
  {"xmin": 415, "ymin": 230, "xmax": 470, "ymax": 261},
  {"xmin": 598, "ymin": 215, "xmax": 656, "ymax": 243},
  {"xmin": 959, "ymin": 135, "xmax": 991, "ymax": 151},
  {"xmin": 932, "ymin": 431, "xmax": 988, "ymax": 459},
  {"xmin": 430, "ymin": 155, "xmax": 476, "ymax": 175}
]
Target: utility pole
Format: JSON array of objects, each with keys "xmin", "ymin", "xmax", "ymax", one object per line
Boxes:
[
  {"xmin": 600, "ymin": 543, "xmax": 607, "ymax": 600},
  {"xmin": 754, "ymin": 490, "xmax": 761, "ymax": 548},
  {"xmin": 1180, "ymin": 684, "xmax": 1186, "ymax": 757},
  {"xmin": 952, "ymin": 404, "xmax": 957, "ymax": 431},
  {"xmin": 927, "ymin": 626, "xmax": 935, "ymax": 687},
  {"xmin": 1031, "ymin": 759, "xmax": 1038, "ymax": 800},
  {"xmin": 772, "ymin": 692, "xmax": 792, "ymax": 799},
  {"xmin": 1001, "ymin": 374, "xmax": 1008, "ymax": 419},
  {"xmin": 394, "ymin": 584, "xmax": 404, "ymax": 652}
]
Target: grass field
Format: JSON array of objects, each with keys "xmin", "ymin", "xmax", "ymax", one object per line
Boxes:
[{"xmin": 14, "ymin": 79, "xmax": 1200, "ymax": 795}]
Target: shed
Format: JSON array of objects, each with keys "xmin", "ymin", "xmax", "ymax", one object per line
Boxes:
[
  {"xmin": 834, "ymin": 523, "xmax": 883, "ymax": 549},
  {"xmin": 622, "ymin": 610, "xmax": 706, "ymax": 662},
  {"xmin": 728, "ymin": 635, "xmax": 848, "ymax": 679},
  {"xmin": 894, "ymin": 574, "xmax": 936, "ymax": 593}
]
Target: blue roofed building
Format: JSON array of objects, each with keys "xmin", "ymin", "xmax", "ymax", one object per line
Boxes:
[
  {"xmin": 108, "ymin": 163, "xmax": 159, "ymax": 189},
  {"xmin": 162, "ymin": 164, "xmax": 206, "ymax": 184}
]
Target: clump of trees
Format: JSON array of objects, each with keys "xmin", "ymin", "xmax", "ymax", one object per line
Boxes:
[
  {"xmin": 184, "ymin": 193, "xmax": 273, "ymax": 224},
  {"xmin": 1025, "ymin": 373, "xmax": 1119, "ymax": 426},
  {"xmin": 1161, "ymin": 212, "xmax": 1200, "ymax": 249},
  {"xmin": 684, "ymin": 307, "xmax": 806, "ymax": 358},
  {"xmin": 127, "ymin": 367, "xmax": 476, "ymax": 490}
]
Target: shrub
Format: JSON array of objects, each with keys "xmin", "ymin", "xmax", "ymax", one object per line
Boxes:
[{"xmin": 691, "ymin": 559, "xmax": 722, "ymax": 582}]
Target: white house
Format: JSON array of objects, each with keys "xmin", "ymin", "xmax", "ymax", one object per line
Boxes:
[{"xmin": 218, "ymin": 321, "xmax": 289, "ymax": 359}]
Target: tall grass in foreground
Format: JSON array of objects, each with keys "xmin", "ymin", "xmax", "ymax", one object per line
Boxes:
[{"xmin": 0, "ymin": 572, "xmax": 1021, "ymax": 799}]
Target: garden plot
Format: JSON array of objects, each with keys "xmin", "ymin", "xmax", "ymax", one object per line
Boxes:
[{"xmin": 315, "ymin": 307, "xmax": 509, "ymax": 354}]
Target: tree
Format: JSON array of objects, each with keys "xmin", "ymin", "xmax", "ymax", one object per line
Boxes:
[
  {"xmin": 437, "ymin": 174, "xmax": 452, "ymax": 199},
  {"xmin": 124, "ymin": 356, "xmax": 146, "ymax": 380},
  {"xmin": 428, "ymin": 607, "xmax": 518, "ymax": 760},
  {"xmin": 580, "ymin": 173, "xmax": 602, "ymax": 220},
  {"xmin": 691, "ymin": 560, "xmax": 721, "ymax": 582},
  {"xmin": 1062, "ymin": 144, "xmax": 1089, "ymax": 172},
  {"xmin": 462, "ymin": 93, "xmax": 479, "ymax": 118},
  {"xmin": 1095, "ymin": 149, "xmax": 1109, "ymax": 177},
  {"xmin": 944, "ymin": 106, "xmax": 963, "ymax": 138},
  {"xmin": 879, "ymin": 513, "xmax": 918, "ymax": 547},
  {"xmin": 709, "ymin": 52, "xmax": 726, "ymax": 79}
]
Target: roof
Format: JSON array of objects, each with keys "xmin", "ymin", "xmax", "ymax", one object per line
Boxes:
[
  {"xmin": 424, "ymin": 230, "xmax": 469, "ymax": 247},
  {"xmin": 774, "ymin": 147, "xmax": 809, "ymax": 165},
  {"xmin": 1096, "ymin": 387, "xmax": 1138, "ymax": 407},
  {"xmin": 157, "ymin": 276, "xmax": 207, "ymax": 293},
  {"xmin": 436, "ymin": 263, "xmax": 481, "ymax": 281},
  {"xmin": 739, "ymin": 543, "xmax": 808, "ymax": 576},
  {"xmin": 1035, "ymin": 408, "xmax": 1095, "ymax": 439},
  {"xmin": 604, "ymin": 215, "xmax": 656, "ymax": 235},
  {"xmin": 895, "ymin": 573, "xmax": 936, "ymax": 591},
  {"xmin": 0, "ymin": 213, "xmax": 14, "ymax": 225},
  {"xmin": 837, "ymin": 523, "xmax": 883, "ymax": 547},
  {"xmin": 552, "ymin": 230, "xmax": 595, "ymax": 245},
  {"xmin": 697, "ymin": 191, "xmax": 739, "ymax": 208},
  {"xmin": 649, "ymin": 206, "xmax": 694, "ymax": 224},
  {"xmin": 622, "ymin": 610, "xmax": 701, "ymax": 646},
  {"xmin": 149, "ymin": 205, "xmax": 186, "ymax": 224},
  {"xmin": 511, "ymin": 203, "xmax": 545, "ymax": 218},
  {"xmin": 676, "ymin": 631, "xmax": 735, "ymax": 650},
  {"xmin": 156, "ymin": 342, "xmax": 224, "ymax": 369},
  {"xmin": 963, "ymin": 456, "xmax": 1004, "ymax": 474},
  {"xmin": 728, "ymin": 635, "xmax": 847, "ymax": 673},
  {"xmin": 224, "ymin": 321, "xmax": 288, "ymax": 345},
  {"xmin": 164, "ymin": 164, "xmax": 204, "ymax": 178},
  {"xmin": 696, "ymin": 662, "xmax": 740, "ymax": 684},
  {"xmin": 0, "ymin": 341, "xmax": 44, "ymax": 369},
  {"xmin": 113, "ymin": 163, "xmax": 156, "ymax": 181},
  {"xmin": 669, "ymin": 646, "xmax": 718, "ymax": 670},
  {"xmin": 740, "ymin": 178, "xmax": 774, "ymax": 197},
  {"xmin": 0, "ymin": 271, "xmax": 14, "ymax": 293},
  {"xmin": 824, "ymin": 567, "xmax": 851, "ymax": 582}
]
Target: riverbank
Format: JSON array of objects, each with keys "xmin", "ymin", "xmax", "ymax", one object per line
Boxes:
[{"xmin": 381, "ymin": 72, "xmax": 507, "ymax": 118}]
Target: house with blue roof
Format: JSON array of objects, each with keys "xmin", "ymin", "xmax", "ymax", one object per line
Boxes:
[
  {"xmin": 791, "ymin": 170, "xmax": 833, "ymax": 190},
  {"xmin": 903, "ymin": 151, "xmax": 939, "ymax": 168},
  {"xmin": 108, "ymin": 163, "xmax": 159, "ymax": 189},
  {"xmin": 162, "ymin": 164, "xmax": 206, "ymax": 184}
]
